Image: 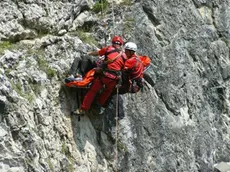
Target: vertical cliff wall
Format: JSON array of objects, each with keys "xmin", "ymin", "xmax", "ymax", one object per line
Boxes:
[{"xmin": 1, "ymin": 0, "xmax": 230, "ymax": 171}]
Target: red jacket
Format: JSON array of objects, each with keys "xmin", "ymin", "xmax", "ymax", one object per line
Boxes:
[
  {"xmin": 124, "ymin": 54, "xmax": 144, "ymax": 80},
  {"xmin": 98, "ymin": 45, "xmax": 126, "ymax": 71}
]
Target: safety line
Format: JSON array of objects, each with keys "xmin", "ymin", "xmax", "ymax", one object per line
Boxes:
[
  {"xmin": 112, "ymin": 0, "xmax": 115, "ymax": 36},
  {"xmin": 114, "ymin": 85, "xmax": 119, "ymax": 172},
  {"xmin": 101, "ymin": 0, "xmax": 104, "ymax": 18},
  {"xmin": 100, "ymin": 0, "xmax": 107, "ymax": 46},
  {"xmin": 99, "ymin": 2, "xmax": 119, "ymax": 169}
]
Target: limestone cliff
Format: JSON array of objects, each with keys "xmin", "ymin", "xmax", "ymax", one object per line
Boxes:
[{"xmin": 1, "ymin": 0, "xmax": 230, "ymax": 171}]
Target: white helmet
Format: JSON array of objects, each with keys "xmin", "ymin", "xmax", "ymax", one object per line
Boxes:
[{"xmin": 124, "ymin": 42, "xmax": 137, "ymax": 52}]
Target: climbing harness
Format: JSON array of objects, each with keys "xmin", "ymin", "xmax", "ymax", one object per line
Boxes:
[
  {"xmin": 103, "ymin": 47, "xmax": 122, "ymax": 64},
  {"xmin": 104, "ymin": 51, "xmax": 122, "ymax": 64},
  {"xmin": 101, "ymin": 46, "xmax": 124, "ymax": 80}
]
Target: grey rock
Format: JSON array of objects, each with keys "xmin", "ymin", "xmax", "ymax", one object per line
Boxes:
[
  {"xmin": 0, "ymin": 0, "xmax": 230, "ymax": 171},
  {"xmin": 214, "ymin": 162, "xmax": 230, "ymax": 172}
]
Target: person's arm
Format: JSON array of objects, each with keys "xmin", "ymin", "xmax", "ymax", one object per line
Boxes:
[
  {"xmin": 87, "ymin": 51, "xmax": 99, "ymax": 56},
  {"xmin": 88, "ymin": 47, "xmax": 107, "ymax": 57},
  {"xmin": 123, "ymin": 58, "xmax": 135, "ymax": 71}
]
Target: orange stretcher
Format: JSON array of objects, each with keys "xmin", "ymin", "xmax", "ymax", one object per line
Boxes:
[{"xmin": 65, "ymin": 68, "xmax": 95, "ymax": 88}]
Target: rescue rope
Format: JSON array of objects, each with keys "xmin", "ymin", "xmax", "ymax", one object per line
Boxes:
[
  {"xmin": 111, "ymin": 1, "xmax": 119, "ymax": 170},
  {"xmin": 98, "ymin": 2, "xmax": 120, "ymax": 168},
  {"xmin": 111, "ymin": 0, "xmax": 116, "ymax": 36},
  {"xmin": 101, "ymin": 0, "xmax": 104, "ymax": 18},
  {"xmin": 114, "ymin": 85, "xmax": 119, "ymax": 172},
  {"xmin": 100, "ymin": 0, "xmax": 117, "ymax": 45},
  {"xmin": 99, "ymin": 0, "xmax": 107, "ymax": 46}
]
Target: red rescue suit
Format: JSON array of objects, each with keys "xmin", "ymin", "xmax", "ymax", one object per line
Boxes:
[
  {"xmin": 81, "ymin": 45, "xmax": 126, "ymax": 110},
  {"xmin": 124, "ymin": 54, "xmax": 144, "ymax": 80},
  {"xmin": 121, "ymin": 54, "xmax": 144, "ymax": 93}
]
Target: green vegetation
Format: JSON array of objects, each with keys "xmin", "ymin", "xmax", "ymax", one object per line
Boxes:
[
  {"xmin": 75, "ymin": 30, "xmax": 98, "ymax": 46},
  {"xmin": 37, "ymin": 28, "xmax": 49, "ymax": 38},
  {"xmin": 15, "ymin": 82, "xmax": 22, "ymax": 93},
  {"xmin": 46, "ymin": 158, "xmax": 54, "ymax": 172},
  {"xmin": 24, "ymin": 158, "xmax": 34, "ymax": 167},
  {"xmin": 46, "ymin": 67, "xmax": 56, "ymax": 78},
  {"xmin": 26, "ymin": 48, "xmax": 56, "ymax": 79},
  {"xmin": 120, "ymin": 0, "xmax": 132, "ymax": 6},
  {"xmin": 36, "ymin": 56, "xmax": 56, "ymax": 79},
  {"xmin": 26, "ymin": 47, "xmax": 41, "ymax": 57},
  {"xmin": 92, "ymin": 0, "xmax": 109, "ymax": 13},
  {"xmin": 23, "ymin": 93, "xmax": 34, "ymax": 103},
  {"xmin": 117, "ymin": 140, "xmax": 128, "ymax": 153},
  {"xmin": 37, "ymin": 56, "xmax": 47, "ymax": 69},
  {"xmin": 29, "ymin": 81, "xmax": 42, "ymax": 95},
  {"xmin": 61, "ymin": 143, "xmax": 68, "ymax": 155},
  {"xmin": 0, "ymin": 41, "xmax": 13, "ymax": 54},
  {"xmin": 125, "ymin": 16, "xmax": 135, "ymax": 24},
  {"xmin": 11, "ymin": 81, "xmax": 34, "ymax": 103},
  {"xmin": 67, "ymin": 163, "xmax": 74, "ymax": 172},
  {"xmin": 61, "ymin": 143, "xmax": 74, "ymax": 172},
  {"xmin": 5, "ymin": 69, "xmax": 11, "ymax": 76},
  {"xmin": 26, "ymin": 60, "xmax": 32, "ymax": 68}
]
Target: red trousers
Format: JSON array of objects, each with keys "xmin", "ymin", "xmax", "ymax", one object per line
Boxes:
[{"xmin": 81, "ymin": 77, "xmax": 117, "ymax": 110}]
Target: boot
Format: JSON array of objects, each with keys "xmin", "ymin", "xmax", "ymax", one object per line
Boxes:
[{"xmin": 72, "ymin": 108, "xmax": 86, "ymax": 115}]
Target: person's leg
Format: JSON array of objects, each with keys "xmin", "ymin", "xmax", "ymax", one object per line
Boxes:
[
  {"xmin": 97, "ymin": 78, "xmax": 117, "ymax": 106},
  {"xmin": 81, "ymin": 78, "xmax": 103, "ymax": 110},
  {"xmin": 115, "ymin": 78, "xmax": 131, "ymax": 95}
]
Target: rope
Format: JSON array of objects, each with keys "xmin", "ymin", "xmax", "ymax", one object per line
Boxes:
[
  {"xmin": 101, "ymin": 2, "xmax": 118, "ymax": 169},
  {"xmin": 114, "ymin": 85, "xmax": 119, "ymax": 172},
  {"xmin": 100, "ymin": 0, "xmax": 107, "ymax": 46},
  {"xmin": 101, "ymin": 0, "xmax": 104, "ymax": 18},
  {"xmin": 100, "ymin": 0, "xmax": 117, "ymax": 46},
  {"xmin": 111, "ymin": 0, "xmax": 116, "ymax": 36}
]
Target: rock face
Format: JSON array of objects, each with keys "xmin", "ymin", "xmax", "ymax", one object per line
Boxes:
[{"xmin": 1, "ymin": 0, "xmax": 230, "ymax": 171}]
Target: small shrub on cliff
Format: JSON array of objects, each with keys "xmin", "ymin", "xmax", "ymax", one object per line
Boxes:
[
  {"xmin": 46, "ymin": 68, "xmax": 56, "ymax": 79},
  {"xmin": 36, "ymin": 57, "xmax": 56, "ymax": 79},
  {"xmin": 121, "ymin": 0, "xmax": 131, "ymax": 6},
  {"xmin": 46, "ymin": 158, "xmax": 54, "ymax": 172},
  {"xmin": 11, "ymin": 81, "xmax": 34, "ymax": 103},
  {"xmin": 61, "ymin": 143, "xmax": 74, "ymax": 172},
  {"xmin": 76, "ymin": 30, "xmax": 98, "ymax": 46},
  {"xmin": 92, "ymin": 0, "xmax": 109, "ymax": 13},
  {"xmin": 117, "ymin": 139, "xmax": 128, "ymax": 153},
  {"xmin": 0, "ymin": 41, "xmax": 13, "ymax": 54}
]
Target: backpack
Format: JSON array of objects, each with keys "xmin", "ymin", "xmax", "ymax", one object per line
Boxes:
[
  {"xmin": 139, "ymin": 55, "xmax": 151, "ymax": 69},
  {"xmin": 120, "ymin": 55, "xmax": 151, "ymax": 93}
]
